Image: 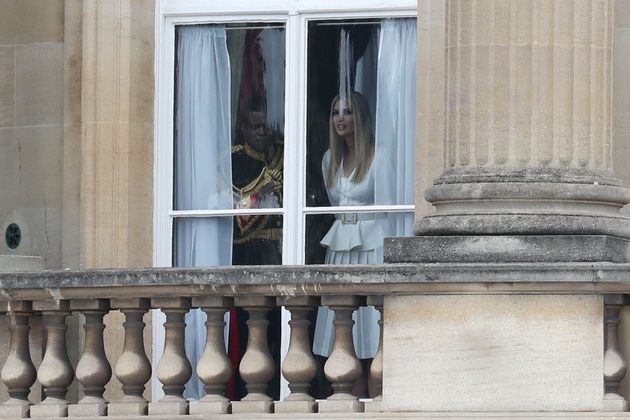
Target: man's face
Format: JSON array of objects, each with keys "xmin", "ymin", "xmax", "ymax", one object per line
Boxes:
[{"xmin": 243, "ymin": 111, "xmax": 270, "ymax": 152}]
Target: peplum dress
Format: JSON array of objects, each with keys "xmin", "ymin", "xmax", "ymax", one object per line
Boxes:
[
  {"xmin": 313, "ymin": 149, "xmax": 382, "ymax": 360},
  {"xmin": 320, "ymin": 149, "xmax": 385, "ymax": 264}
]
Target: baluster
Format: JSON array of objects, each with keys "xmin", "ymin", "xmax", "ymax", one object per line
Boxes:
[
  {"xmin": 149, "ymin": 297, "xmax": 192, "ymax": 416},
  {"xmin": 231, "ymin": 296, "xmax": 275, "ymax": 414},
  {"xmin": 68, "ymin": 299, "xmax": 111, "ymax": 417},
  {"xmin": 603, "ymin": 294, "xmax": 629, "ymax": 411},
  {"xmin": 365, "ymin": 296, "xmax": 383, "ymax": 413},
  {"xmin": 30, "ymin": 300, "xmax": 74, "ymax": 418},
  {"xmin": 319, "ymin": 295, "xmax": 365, "ymax": 413},
  {"xmin": 275, "ymin": 296, "xmax": 318, "ymax": 414},
  {"xmin": 190, "ymin": 296, "xmax": 233, "ymax": 415},
  {"xmin": 107, "ymin": 298, "xmax": 152, "ymax": 416},
  {"xmin": 0, "ymin": 301, "xmax": 37, "ymax": 418}
]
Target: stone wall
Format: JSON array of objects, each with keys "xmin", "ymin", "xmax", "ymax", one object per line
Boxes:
[{"xmin": 0, "ymin": 0, "xmax": 66, "ymax": 268}]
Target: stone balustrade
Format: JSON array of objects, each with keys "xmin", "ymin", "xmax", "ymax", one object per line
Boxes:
[{"xmin": 0, "ymin": 264, "xmax": 628, "ymax": 418}]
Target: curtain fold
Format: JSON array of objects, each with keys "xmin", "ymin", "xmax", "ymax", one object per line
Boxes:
[
  {"xmin": 374, "ymin": 18, "xmax": 417, "ymax": 236},
  {"xmin": 175, "ymin": 25, "xmax": 233, "ymax": 400}
]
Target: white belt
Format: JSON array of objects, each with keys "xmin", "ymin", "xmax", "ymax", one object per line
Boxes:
[{"xmin": 337, "ymin": 213, "xmax": 380, "ymax": 225}]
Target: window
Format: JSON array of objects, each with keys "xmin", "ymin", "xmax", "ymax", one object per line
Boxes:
[{"xmin": 155, "ymin": 0, "xmax": 417, "ymax": 401}]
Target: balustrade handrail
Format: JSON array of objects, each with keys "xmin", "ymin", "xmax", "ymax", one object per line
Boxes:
[
  {"xmin": 0, "ymin": 262, "xmax": 628, "ymax": 417},
  {"xmin": 0, "ymin": 262, "xmax": 630, "ymax": 301}
]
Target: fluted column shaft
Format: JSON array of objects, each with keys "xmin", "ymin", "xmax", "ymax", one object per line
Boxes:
[
  {"xmin": 0, "ymin": 302, "xmax": 36, "ymax": 418},
  {"xmin": 444, "ymin": 0, "xmax": 612, "ymax": 173},
  {"xmin": 403, "ymin": 0, "xmax": 630, "ymax": 263}
]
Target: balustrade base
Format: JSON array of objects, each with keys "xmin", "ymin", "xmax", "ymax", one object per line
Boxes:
[
  {"xmin": 30, "ymin": 402, "xmax": 68, "ymax": 418},
  {"xmin": 385, "ymin": 235, "xmax": 630, "ymax": 263},
  {"xmin": 0, "ymin": 403, "xmax": 30, "ymax": 418},
  {"xmin": 274, "ymin": 399, "xmax": 317, "ymax": 413},
  {"xmin": 107, "ymin": 401, "xmax": 148, "ymax": 416},
  {"xmin": 189, "ymin": 400, "xmax": 231, "ymax": 414},
  {"xmin": 318, "ymin": 398, "xmax": 364, "ymax": 413},
  {"xmin": 148, "ymin": 400, "xmax": 188, "ymax": 416},
  {"xmin": 602, "ymin": 394, "xmax": 629, "ymax": 412},
  {"xmin": 231, "ymin": 399, "xmax": 273, "ymax": 413},
  {"xmin": 68, "ymin": 402, "xmax": 107, "ymax": 417}
]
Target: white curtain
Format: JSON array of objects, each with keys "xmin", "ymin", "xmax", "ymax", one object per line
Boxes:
[
  {"xmin": 375, "ymin": 18, "xmax": 417, "ymax": 236},
  {"xmin": 259, "ymin": 28, "xmax": 286, "ymax": 133},
  {"xmin": 352, "ymin": 19, "xmax": 417, "ymax": 360},
  {"xmin": 175, "ymin": 25, "xmax": 233, "ymax": 399},
  {"xmin": 355, "ymin": 26, "xmax": 379, "ymax": 121}
]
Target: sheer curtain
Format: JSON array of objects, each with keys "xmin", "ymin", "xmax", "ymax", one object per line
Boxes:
[
  {"xmin": 259, "ymin": 28, "xmax": 286, "ymax": 133},
  {"xmin": 175, "ymin": 25, "xmax": 233, "ymax": 399},
  {"xmin": 374, "ymin": 18, "xmax": 417, "ymax": 234}
]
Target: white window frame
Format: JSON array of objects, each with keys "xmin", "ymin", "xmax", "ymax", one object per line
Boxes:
[{"xmin": 153, "ymin": 0, "xmax": 417, "ymax": 401}]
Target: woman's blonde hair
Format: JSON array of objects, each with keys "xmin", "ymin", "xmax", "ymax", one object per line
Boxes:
[{"xmin": 326, "ymin": 91, "xmax": 375, "ymax": 188}]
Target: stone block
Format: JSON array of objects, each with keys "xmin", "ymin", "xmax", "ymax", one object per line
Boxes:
[
  {"xmin": 231, "ymin": 399, "xmax": 273, "ymax": 413},
  {"xmin": 106, "ymin": 401, "xmax": 148, "ymax": 416},
  {"xmin": 273, "ymin": 399, "xmax": 317, "ymax": 413},
  {"xmin": 364, "ymin": 399, "xmax": 382, "ymax": 413},
  {"xmin": 30, "ymin": 402, "xmax": 67, "ymax": 418},
  {"xmin": 383, "ymin": 294, "xmax": 603, "ymax": 412},
  {"xmin": 15, "ymin": 43, "xmax": 63, "ymax": 126},
  {"xmin": 67, "ymin": 402, "xmax": 107, "ymax": 417},
  {"xmin": 189, "ymin": 400, "xmax": 231, "ymax": 414},
  {"xmin": 13, "ymin": 0, "xmax": 64, "ymax": 44},
  {"xmin": 148, "ymin": 400, "xmax": 188, "ymax": 416},
  {"xmin": 0, "ymin": 46, "xmax": 14, "ymax": 128},
  {"xmin": 317, "ymin": 398, "xmax": 364, "ymax": 413},
  {"xmin": 0, "ymin": 403, "xmax": 29, "ymax": 418}
]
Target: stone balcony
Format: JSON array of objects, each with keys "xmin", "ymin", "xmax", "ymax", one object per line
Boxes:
[{"xmin": 0, "ymin": 263, "xmax": 628, "ymax": 419}]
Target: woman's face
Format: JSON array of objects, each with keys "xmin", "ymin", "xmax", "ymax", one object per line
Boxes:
[{"xmin": 332, "ymin": 99, "xmax": 355, "ymax": 138}]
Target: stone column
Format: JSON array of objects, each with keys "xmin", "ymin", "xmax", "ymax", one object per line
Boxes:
[
  {"xmin": 275, "ymin": 296, "xmax": 319, "ymax": 414},
  {"xmin": 30, "ymin": 300, "xmax": 74, "ymax": 418},
  {"xmin": 232, "ymin": 296, "xmax": 276, "ymax": 414},
  {"xmin": 389, "ymin": 0, "xmax": 630, "ymax": 263},
  {"xmin": 603, "ymin": 294, "xmax": 629, "ymax": 411},
  {"xmin": 149, "ymin": 297, "xmax": 192, "ymax": 416},
  {"xmin": 319, "ymin": 295, "xmax": 365, "ymax": 414},
  {"xmin": 190, "ymin": 296, "xmax": 233, "ymax": 415},
  {"xmin": 68, "ymin": 299, "xmax": 112, "ymax": 417},
  {"xmin": 365, "ymin": 296, "xmax": 383, "ymax": 413},
  {"xmin": 107, "ymin": 299, "xmax": 152, "ymax": 416},
  {"xmin": 0, "ymin": 301, "xmax": 36, "ymax": 419}
]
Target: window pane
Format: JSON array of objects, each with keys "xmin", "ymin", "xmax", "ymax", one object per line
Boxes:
[
  {"xmin": 305, "ymin": 212, "xmax": 413, "ymax": 264},
  {"xmin": 173, "ymin": 216, "xmax": 283, "ymax": 266},
  {"xmin": 174, "ymin": 23, "xmax": 285, "ymax": 211},
  {"xmin": 305, "ymin": 19, "xmax": 416, "ymax": 209}
]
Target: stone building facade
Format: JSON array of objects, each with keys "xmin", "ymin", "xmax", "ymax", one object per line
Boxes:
[{"xmin": 1, "ymin": 0, "xmax": 630, "ymax": 417}]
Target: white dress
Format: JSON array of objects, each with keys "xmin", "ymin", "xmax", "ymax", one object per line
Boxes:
[
  {"xmin": 320, "ymin": 149, "xmax": 385, "ymax": 264},
  {"xmin": 313, "ymin": 149, "xmax": 382, "ymax": 359}
]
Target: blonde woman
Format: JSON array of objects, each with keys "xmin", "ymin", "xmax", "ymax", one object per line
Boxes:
[{"xmin": 320, "ymin": 90, "xmax": 384, "ymax": 264}]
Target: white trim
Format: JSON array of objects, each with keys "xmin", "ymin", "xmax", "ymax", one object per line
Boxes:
[
  {"xmin": 158, "ymin": 0, "xmax": 415, "ymax": 17},
  {"xmin": 154, "ymin": 0, "xmax": 418, "ymax": 403},
  {"xmin": 170, "ymin": 209, "xmax": 284, "ymax": 217},
  {"xmin": 304, "ymin": 205, "xmax": 415, "ymax": 215}
]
